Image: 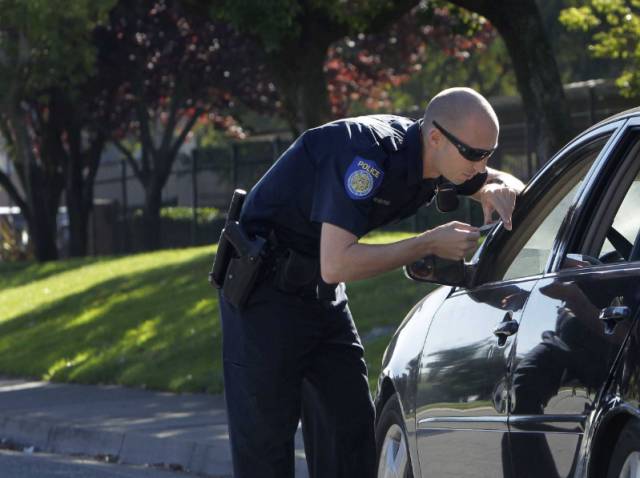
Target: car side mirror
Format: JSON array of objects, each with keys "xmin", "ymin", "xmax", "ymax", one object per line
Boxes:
[{"xmin": 403, "ymin": 255, "xmax": 473, "ymax": 288}]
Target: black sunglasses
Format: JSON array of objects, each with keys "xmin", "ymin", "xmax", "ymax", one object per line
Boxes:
[{"xmin": 432, "ymin": 120, "xmax": 496, "ymax": 162}]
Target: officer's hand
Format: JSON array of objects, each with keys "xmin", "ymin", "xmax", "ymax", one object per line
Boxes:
[
  {"xmin": 424, "ymin": 221, "xmax": 480, "ymax": 260},
  {"xmin": 479, "ymin": 183, "xmax": 518, "ymax": 231}
]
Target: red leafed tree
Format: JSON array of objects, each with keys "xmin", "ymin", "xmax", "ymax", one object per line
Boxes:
[
  {"xmin": 100, "ymin": 0, "xmax": 277, "ymax": 250},
  {"xmin": 325, "ymin": 4, "xmax": 497, "ymax": 117},
  {"xmin": 212, "ymin": 0, "xmax": 498, "ymax": 135}
]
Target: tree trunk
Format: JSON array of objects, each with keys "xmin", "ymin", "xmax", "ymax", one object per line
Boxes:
[
  {"xmin": 28, "ymin": 166, "xmax": 62, "ymax": 262},
  {"xmin": 487, "ymin": 1, "xmax": 572, "ymax": 163},
  {"xmin": 265, "ymin": 1, "xmax": 420, "ymax": 134},
  {"xmin": 59, "ymin": 100, "xmax": 89, "ymax": 258},
  {"xmin": 29, "ymin": 201, "xmax": 59, "ymax": 262},
  {"xmin": 450, "ymin": 0, "xmax": 573, "ymax": 164},
  {"xmin": 2, "ymin": 109, "xmax": 64, "ymax": 262},
  {"xmin": 67, "ymin": 182, "xmax": 89, "ymax": 257},
  {"xmin": 265, "ymin": 5, "xmax": 352, "ymax": 134},
  {"xmin": 65, "ymin": 130, "xmax": 103, "ymax": 258},
  {"xmin": 268, "ymin": 29, "xmax": 336, "ymax": 134},
  {"xmin": 142, "ymin": 179, "xmax": 163, "ymax": 251}
]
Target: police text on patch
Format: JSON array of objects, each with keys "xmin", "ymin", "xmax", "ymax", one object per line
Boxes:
[{"xmin": 357, "ymin": 160, "xmax": 382, "ymax": 178}]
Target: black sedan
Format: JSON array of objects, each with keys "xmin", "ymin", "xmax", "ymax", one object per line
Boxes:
[{"xmin": 374, "ymin": 107, "xmax": 640, "ymax": 478}]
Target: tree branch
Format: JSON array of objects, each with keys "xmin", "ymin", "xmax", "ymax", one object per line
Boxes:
[
  {"xmin": 135, "ymin": 100, "xmax": 154, "ymax": 175},
  {"xmin": 159, "ymin": 81, "xmax": 183, "ymax": 155},
  {"xmin": 169, "ymin": 108, "xmax": 202, "ymax": 161},
  {"xmin": 83, "ymin": 132, "xmax": 107, "ymax": 206},
  {"xmin": 131, "ymin": 75, "xmax": 154, "ymax": 175},
  {"xmin": 112, "ymin": 139, "xmax": 143, "ymax": 184},
  {"xmin": 86, "ymin": 132, "xmax": 106, "ymax": 183}
]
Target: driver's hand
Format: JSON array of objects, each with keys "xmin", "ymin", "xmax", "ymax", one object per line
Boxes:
[
  {"xmin": 479, "ymin": 183, "xmax": 518, "ymax": 231},
  {"xmin": 422, "ymin": 221, "xmax": 480, "ymax": 260}
]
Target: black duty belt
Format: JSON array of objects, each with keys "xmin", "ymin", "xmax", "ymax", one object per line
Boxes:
[{"xmin": 265, "ymin": 234, "xmax": 337, "ymax": 302}]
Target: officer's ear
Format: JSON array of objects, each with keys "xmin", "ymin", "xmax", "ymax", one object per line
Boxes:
[{"xmin": 427, "ymin": 125, "xmax": 442, "ymax": 149}]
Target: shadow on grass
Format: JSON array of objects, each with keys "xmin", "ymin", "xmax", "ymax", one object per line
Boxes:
[
  {"xmin": 0, "ymin": 253, "xmax": 224, "ymax": 394},
  {"xmin": 0, "ymin": 257, "xmax": 106, "ymax": 289},
  {"xmin": 0, "ymin": 247, "xmax": 435, "ymax": 397}
]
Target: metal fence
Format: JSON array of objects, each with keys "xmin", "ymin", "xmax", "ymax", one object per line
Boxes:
[
  {"xmin": 92, "ymin": 81, "xmax": 637, "ymax": 254},
  {"xmin": 3, "ymin": 79, "xmax": 636, "ymax": 256}
]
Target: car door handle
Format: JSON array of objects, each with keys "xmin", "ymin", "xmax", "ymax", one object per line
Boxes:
[
  {"xmin": 599, "ymin": 306, "xmax": 632, "ymax": 335},
  {"xmin": 493, "ymin": 318, "xmax": 519, "ymax": 346}
]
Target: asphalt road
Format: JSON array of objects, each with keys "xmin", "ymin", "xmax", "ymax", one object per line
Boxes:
[{"xmin": 0, "ymin": 449, "xmax": 207, "ymax": 478}]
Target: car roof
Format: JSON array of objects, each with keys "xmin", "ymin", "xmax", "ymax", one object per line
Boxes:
[{"xmin": 585, "ymin": 106, "xmax": 640, "ymax": 134}]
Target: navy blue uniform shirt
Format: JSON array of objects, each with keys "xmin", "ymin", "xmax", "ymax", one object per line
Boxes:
[{"xmin": 240, "ymin": 114, "xmax": 487, "ymax": 257}]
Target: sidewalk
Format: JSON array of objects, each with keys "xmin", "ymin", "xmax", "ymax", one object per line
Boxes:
[{"xmin": 0, "ymin": 377, "xmax": 309, "ymax": 477}]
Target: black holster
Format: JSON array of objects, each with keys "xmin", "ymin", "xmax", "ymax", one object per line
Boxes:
[
  {"xmin": 220, "ymin": 221, "xmax": 267, "ymax": 310},
  {"xmin": 209, "ymin": 189, "xmax": 246, "ymax": 289},
  {"xmin": 210, "ymin": 189, "xmax": 269, "ymax": 310},
  {"xmin": 222, "ymin": 256, "xmax": 264, "ymax": 310}
]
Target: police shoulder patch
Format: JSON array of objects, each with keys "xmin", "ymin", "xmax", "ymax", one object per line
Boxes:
[{"xmin": 344, "ymin": 156, "xmax": 384, "ymax": 200}]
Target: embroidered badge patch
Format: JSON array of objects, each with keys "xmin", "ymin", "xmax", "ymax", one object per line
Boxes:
[{"xmin": 344, "ymin": 157, "xmax": 384, "ymax": 200}]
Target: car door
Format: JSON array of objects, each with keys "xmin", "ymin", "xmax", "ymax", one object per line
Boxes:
[
  {"xmin": 507, "ymin": 119, "xmax": 640, "ymax": 478},
  {"xmin": 414, "ymin": 124, "xmax": 619, "ymax": 478}
]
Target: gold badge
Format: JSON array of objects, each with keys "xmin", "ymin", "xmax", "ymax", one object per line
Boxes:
[{"xmin": 348, "ymin": 170, "xmax": 373, "ymax": 197}]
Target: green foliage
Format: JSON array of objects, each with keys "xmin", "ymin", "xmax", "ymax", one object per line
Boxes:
[
  {"xmin": 317, "ymin": 0, "xmax": 400, "ymax": 33},
  {"xmin": 131, "ymin": 207, "xmax": 223, "ymax": 223},
  {"xmin": 560, "ymin": 0, "xmax": 640, "ymax": 97},
  {"xmin": 417, "ymin": 1, "xmax": 491, "ymax": 37},
  {"xmin": 214, "ymin": 0, "xmax": 404, "ymax": 51},
  {"xmin": 159, "ymin": 207, "xmax": 223, "ymax": 222},
  {"xmin": 0, "ymin": 0, "xmax": 115, "ymax": 94},
  {"xmin": 380, "ymin": 37, "xmax": 516, "ymax": 116},
  {"xmin": 195, "ymin": 125, "xmax": 231, "ymax": 147},
  {"xmin": 212, "ymin": 0, "xmax": 302, "ymax": 51}
]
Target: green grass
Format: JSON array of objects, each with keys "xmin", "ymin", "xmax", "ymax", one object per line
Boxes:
[{"xmin": 0, "ymin": 231, "xmax": 434, "ymax": 394}]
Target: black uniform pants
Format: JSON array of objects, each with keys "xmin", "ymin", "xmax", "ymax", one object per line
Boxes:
[{"xmin": 219, "ymin": 279, "xmax": 377, "ymax": 478}]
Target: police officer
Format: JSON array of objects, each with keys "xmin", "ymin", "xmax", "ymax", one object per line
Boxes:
[{"xmin": 218, "ymin": 87, "xmax": 525, "ymax": 478}]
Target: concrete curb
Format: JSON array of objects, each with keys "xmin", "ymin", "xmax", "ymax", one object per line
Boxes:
[{"xmin": 0, "ymin": 414, "xmax": 232, "ymax": 477}]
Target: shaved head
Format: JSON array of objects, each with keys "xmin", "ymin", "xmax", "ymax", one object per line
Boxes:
[
  {"xmin": 420, "ymin": 87, "xmax": 500, "ymax": 183},
  {"xmin": 423, "ymin": 87, "xmax": 498, "ymax": 140}
]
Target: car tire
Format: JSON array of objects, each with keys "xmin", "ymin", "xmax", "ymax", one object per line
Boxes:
[
  {"xmin": 375, "ymin": 393, "xmax": 414, "ymax": 478},
  {"xmin": 606, "ymin": 419, "xmax": 640, "ymax": 478}
]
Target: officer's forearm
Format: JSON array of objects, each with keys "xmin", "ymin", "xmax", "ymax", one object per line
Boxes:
[{"xmin": 321, "ymin": 233, "xmax": 433, "ymax": 284}]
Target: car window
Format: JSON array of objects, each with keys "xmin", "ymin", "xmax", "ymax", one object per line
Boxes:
[
  {"xmin": 502, "ymin": 181, "xmax": 584, "ymax": 281},
  {"xmin": 597, "ymin": 172, "xmax": 640, "ymax": 261},
  {"xmin": 560, "ymin": 133, "xmax": 640, "ymax": 269},
  {"xmin": 494, "ymin": 136, "xmax": 610, "ymax": 282},
  {"xmin": 503, "ymin": 173, "xmax": 588, "ymax": 280}
]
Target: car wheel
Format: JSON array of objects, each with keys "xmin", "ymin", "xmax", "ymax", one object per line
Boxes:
[
  {"xmin": 376, "ymin": 393, "xmax": 414, "ymax": 478},
  {"xmin": 607, "ymin": 419, "xmax": 640, "ymax": 478}
]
